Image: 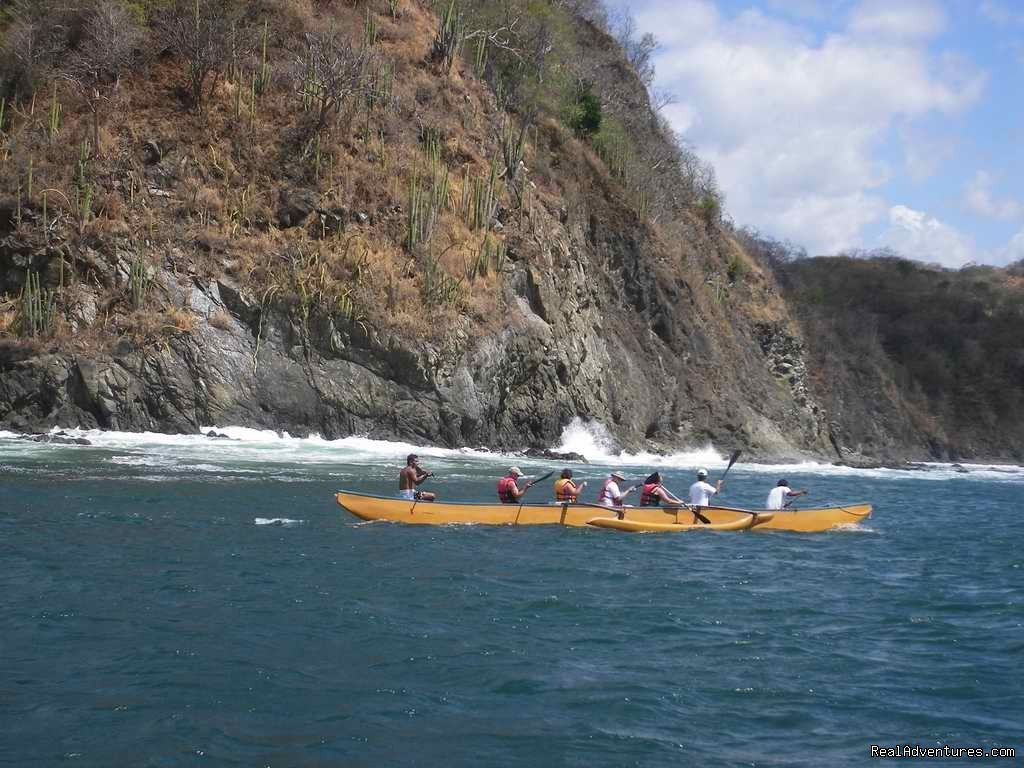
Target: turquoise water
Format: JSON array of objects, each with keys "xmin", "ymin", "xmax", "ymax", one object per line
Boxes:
[{"xmin": 1, "ymin": 429, "xmax": 1022, "ymax": 767}]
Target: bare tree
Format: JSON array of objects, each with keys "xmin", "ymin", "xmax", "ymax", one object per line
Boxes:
[
  {"xmin": 1, "ymin": 0, "xmax": 69, "ymax": 97},
  {"xmin": 154, "ymin": 0, "xmax": 240, "ymax": 112},
  {"xmin": 66, "ymin": 4, "xmax": 142, "ymax": 149},
  {"xmin": 296, "ymin": 27, "xmax": 371, "ymax": 136}
]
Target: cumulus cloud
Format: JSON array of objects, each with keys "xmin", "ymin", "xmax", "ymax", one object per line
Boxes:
[
  {"xmin": 1000, "ymin": 229, "xmax": 1024, "ymax": 264},
  {"xmin": 963, "ymin": 171, "xmax": 1024, "ymax": 221},
  {"xmin": 632, "ymin": 0, "xmax": 986, "ymax": 255},
  {"xmin": 881, "ymin": 205, "xmax": 978, "ymax": 267},
  {"xmin": 848, "ymin": 0, "xmax": 947, "ymax": 39}
]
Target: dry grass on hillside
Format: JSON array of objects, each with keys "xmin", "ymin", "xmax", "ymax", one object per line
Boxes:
[{"xmin": 0, "ymin": 0, "xmax": 547, "ymax": 350}]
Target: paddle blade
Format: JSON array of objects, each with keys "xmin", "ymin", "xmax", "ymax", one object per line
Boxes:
[{"xmin": 719, "ymin": 449, "xmax": 742, "ymax": 482}]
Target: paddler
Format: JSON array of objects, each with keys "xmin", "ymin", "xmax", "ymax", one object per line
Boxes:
[
  {"xmin": 597, "ymin": 471, "xmax": 635, "ymax": 507},
  {"xmin": 399, "ymin": 453, "xmax": 436, "ymax": 502},
  {"xmin": 553, "ymin": 468, "xmax": 586, "ymax": 502},
  {"xmin": 497, "ymin": 466, "xmax": 531, "ymax": 503},
  {"xmin": 688, "ymin": 468, "xmax": 722, "ymax": 507},
  {"xmin": 765, "ymin": 478, "xmax": 807, "ymax": 510},
  {"xmin": 638, "ymin": 471, "xmax": 686, "ymax": 506}
]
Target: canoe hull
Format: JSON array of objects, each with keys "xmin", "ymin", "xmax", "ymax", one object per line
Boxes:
[
  {"xmin": 587, "ymin": 514, "xmax": 770, "ymax": 532},
  {"xmin": 698, "ymin": 504, "xmax": 873, "ymax": 532},
  {"xmin": 335, "ymin": 491, "xmax": 870, "ymax": 532}
]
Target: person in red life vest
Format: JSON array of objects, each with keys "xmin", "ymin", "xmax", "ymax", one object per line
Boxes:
[
  {"xmin": 638, "ymin": 471, "xmax": 686, "ymax": 506},
  {"xmin": 399, "ymin": 453, "xmax": 436, "ymax": 502},
  {"xmin": 497, "ymin": 466, "xmax": 530, "ymax": 503},
  {"xmin": 597, "ymin": 471, "xmax": 635, "ymax": 507},
  {"xmin": 553, "ymin": 468, "xmax": 586, "ymax": 502}
]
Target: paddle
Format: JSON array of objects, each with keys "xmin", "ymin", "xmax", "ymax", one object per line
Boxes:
[
  {"xmin": 524, "ymin": 470, "xmax": 554, "ymax": 491},
  {"xmin": 720, "ymin": 449, "xmax": 742, "ymax": 483}
]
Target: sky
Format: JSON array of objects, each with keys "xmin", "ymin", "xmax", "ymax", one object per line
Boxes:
[{"xmin": 606, "ymin": 0, "xmax": 1024, "ymax": 267}]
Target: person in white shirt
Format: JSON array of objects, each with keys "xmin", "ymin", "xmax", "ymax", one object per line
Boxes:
[
  {"xmin": 598, "ymin": 471, "xmax": 635, "ymax": 507},
  {"xmin": 688, "ymin": 468, "xmax": 722, "ymax": 507},
  {"xmin": 765, "ymin": 479, "xmax": 807, "ymax": 510}
]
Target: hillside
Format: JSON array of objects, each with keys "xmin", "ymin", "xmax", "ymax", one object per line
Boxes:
[
  {"xmin": 0, "ymin": 0, "xmax": 935, "ymax": 461},
  {"xmin": 777, "ymin": 254, "xmax": 1024, "ymax": 461}
]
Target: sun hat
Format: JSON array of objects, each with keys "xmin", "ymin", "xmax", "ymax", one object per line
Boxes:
[
  {"xmin": 610, "ymin": 470, "xmax": 625, "ymax": 480},
  {"xmin": 697, "ymin": 468, "xmax": 708, "ymax": 477},
  {"xmin": 509, "ymin": 466, "xmax": 523, "ymax": 476}
]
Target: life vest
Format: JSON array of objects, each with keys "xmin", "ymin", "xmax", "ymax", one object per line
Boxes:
[
  {"xmin": 497, "ymin": 476, "xmax": 519, "ymax": 503},
  {"xmin": 639, "ymin": 482, "xmax": 660, "ymax": 506},
  {"xmin": 554, "ymin": 478, "xmax": 576, "ymax": 501}
]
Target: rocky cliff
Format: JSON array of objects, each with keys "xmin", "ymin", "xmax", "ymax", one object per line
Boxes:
[{"xmin": 0, "ymin": 0, "xmax": 852, "ymax": 459}]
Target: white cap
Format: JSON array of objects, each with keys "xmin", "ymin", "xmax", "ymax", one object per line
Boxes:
[
  {"xmin": 697, "ymin": 468, "xmax": 708, "ymax": 477},
  {"xmin": 509, "ymin": 466, "xmax": 523, "ymax": 476}
]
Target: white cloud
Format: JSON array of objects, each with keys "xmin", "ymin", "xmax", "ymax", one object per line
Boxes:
[
  {"xmin": 881, "ymin": 205, "xmax": 978, "ymax": 267},
  {"xmin": 634, "ymin": 0, "xmax": 986, "ymax": 254},
  {"xmin": 963, "ymin": 171, "xmax": 1024, "ymax": 221},
  {"xmin": 848, "ymin": 0, "xmax": 947, "ymax": 39},
  {"xmin": 1000, "ymin": 229, "xmax": 1024, "ymax": 264}
]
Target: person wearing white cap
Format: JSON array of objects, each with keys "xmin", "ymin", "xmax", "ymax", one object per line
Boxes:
[
  {"xmin": 688, "ymin": 467, "xmax": 722, "ymax": 507},
  {"xmin": 597, "ymin": 470, "xmax": 635, "ymax": 508},
  {"xmin": 497, "ymin": 466, "xmax": 528, "ymax": 503}
]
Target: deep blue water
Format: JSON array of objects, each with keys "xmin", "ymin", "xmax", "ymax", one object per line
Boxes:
[{"xmin": 1, "ymin": 431, "xmax": 1022, "ymax": 767}]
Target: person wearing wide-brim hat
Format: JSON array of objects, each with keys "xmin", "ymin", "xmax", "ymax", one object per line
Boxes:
[{"xmin": 597, "ymin": 470, "xmax": 635, "ymax": 507}]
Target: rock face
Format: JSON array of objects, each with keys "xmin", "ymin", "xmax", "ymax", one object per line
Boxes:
[{"xmin": 0, "ymin": 199, "xmax": 835, "ymax": 459}]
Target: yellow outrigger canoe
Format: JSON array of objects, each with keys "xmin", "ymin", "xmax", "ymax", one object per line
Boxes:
[{"xmin": 334, "ymin": 491, "xmax": 871, "ymax": 532}]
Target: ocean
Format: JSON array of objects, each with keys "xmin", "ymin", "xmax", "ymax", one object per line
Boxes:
[{"xmin": 1, "ymin": 422, "xmax": 1021, "ymax": 767}]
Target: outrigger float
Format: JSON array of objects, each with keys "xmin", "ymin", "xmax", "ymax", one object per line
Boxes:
[{"xmin": 334, "ymin": 491, "xmax": 872, "ymax": 533}]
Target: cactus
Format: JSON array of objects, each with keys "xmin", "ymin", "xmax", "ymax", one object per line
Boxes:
[
  {"xmin": 432, "ymin": 0, "xmax": 464, "ymax": 74},
  {"xmin": 130, "ymin": 257, "xmax": 150, "ymax": 309},
  {"xmin": 460, "ymin": 156, "xmax": 499, "ymax": 231},
  {"xmin": 365, "ymin": 60, "xmax": 393, "ymax": 113},
  {"xmin": 364, "ymin": 8, "xmax": 378, "ymax": 48},
  {"xmin": 27, "ymin": 157, "xmax": 33, "ymax": 201},
  {"xmin": 0, "ymin": 96, "xmax": 6, "ymax": 135},
  {"xmin": 249, "ymin": 70, "xmax": 258, "ymax": 134},
  {"xmin": 387, "ymin": 0, "xmax": 401, "ymax": 19},
  {"xmin": 17, "ymin": 271, "xmax": 56, "ymax": 337},
  {"xmin": 635, "ymin": 185, "xmax": 650, "ymax": 220},
  {"xmin": 256, "ymin": 21, "xmax": 272, "ymax": 94},
  {"xmin": 474, "ymin": 35, "xmax": 486, "ymax": 76},
  {"xmin": 47, "ymin": 84, "xmax": 61, "ymax": 144},
  {"xmin": 467, "ymin": 234, "xmax": 507, "ymax": 280},
  {"xmin": 501, "ymin": 118, "xmax": 527, "ymax": 184}
]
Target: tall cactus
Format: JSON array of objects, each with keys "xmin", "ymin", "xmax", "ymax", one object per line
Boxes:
[
  {"xmin": 129, "ymin": 257, "xmax": 150, "ymax": 309},
  {"xmin": 432, "ymin": 0, "xmax": 464, "ymax": 74},
  {"xmin": 17, "ymin": 271, "xmax": 56, "ymax": 337}
]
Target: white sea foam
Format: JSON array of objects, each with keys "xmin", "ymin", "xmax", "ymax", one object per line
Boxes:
[
  {"xmin": 0, "ymin": 422, "xmax": 1020, "ymax": 483},
  {"xmin": 554, "ymin": 418, "xmax": 728, "ymax": 468},
  {"xmin": 254, "ymin": 517, "xmax": 304, "ymax": 526}
]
